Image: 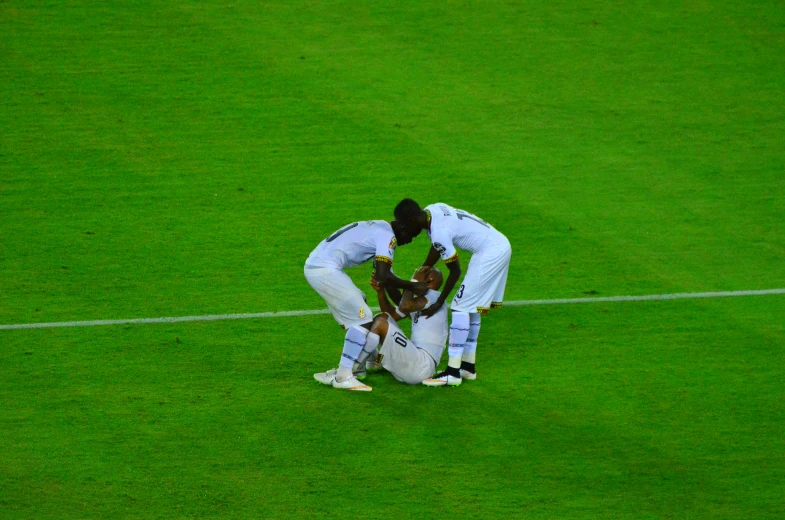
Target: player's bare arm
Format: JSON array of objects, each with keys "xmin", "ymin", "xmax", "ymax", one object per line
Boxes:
[
  {"xmin": 385, "ymin": 283, "xmax": 403, "ymax": 307},
  {"xmin": 374, "ymin": 260, "xmax": 428, "ymax": 296},
  {"xmin": 370, "ymin": 272, "xmax": 406, "ymax": 321},
  {"xmin": 421, "ymin": 258, "xmax": 461, "ymax": 318},
  {"xmin": 422, "ymin": 245, "xmax": 442, "ymax": 268}
]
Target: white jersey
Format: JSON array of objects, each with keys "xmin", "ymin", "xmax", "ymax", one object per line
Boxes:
[
  {"xmin": 306, "ymin": 220, "xmax": 397, "ymax": 270},
  {"xmin": 398, "ymin": 289, "xmax": 448, "ymax": 363},
  {"xmin": 424, "ymin": 203, "xmax": 506, "ymax": 264}
]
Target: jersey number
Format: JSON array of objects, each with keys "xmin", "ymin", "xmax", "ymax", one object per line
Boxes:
[
  {"xmin": 456, "ymin": 284, "xmax": 465, "ymax": 299},
  {"xmin": 326, "ymin": 222, "xmax": 358, "ymax": 242},
  {"xmin": 456, "ymin": 211, "xmax": 489, "ymax": 228},
  {"xmin": 392, "ymin": 331, "xmax": 408, "ymax": 348}
]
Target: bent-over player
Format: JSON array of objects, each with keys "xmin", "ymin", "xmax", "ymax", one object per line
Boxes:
[
  {"xmin": 314, "ymin": 267, "xmax": 448, "ymax": 391},
  {"xmin": 305, "ymin": 219, "xmax": 428, "ymax": 389},
  {"xmin": 393, "ymin": 199, "xmax": 512, "ymax": 387}
]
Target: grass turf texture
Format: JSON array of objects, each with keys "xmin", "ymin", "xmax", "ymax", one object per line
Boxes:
[{"xmin": 1, "ymin": 0, "xmax": 784, "ymax": 518}]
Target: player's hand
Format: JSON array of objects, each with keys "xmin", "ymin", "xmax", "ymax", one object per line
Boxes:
[
  {"xmin": 420, "ymin": 299, "xmax": 443, "ymax": 318},
  {"xmin": 411, "ymin": 281, "xmax": 429, "ymax": 297},
  {"xmin": 370, "ymin": 272, "xmax": 384, "ymax": 292}
]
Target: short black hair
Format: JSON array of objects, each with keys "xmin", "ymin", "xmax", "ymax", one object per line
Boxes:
[{"xmin": 394, "ymin": 198, "xmax": 421, "ymax": 221}]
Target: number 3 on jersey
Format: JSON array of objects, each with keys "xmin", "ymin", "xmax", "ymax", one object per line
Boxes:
[{"xmin": 456, "ymin": 284, "xmax": 465, "ymax": 299}]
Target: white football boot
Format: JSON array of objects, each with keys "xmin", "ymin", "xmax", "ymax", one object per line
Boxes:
[
  {"xmin": 314, "ymin": 368, "xmax": 338, "ymax": 385},
  {"xmin": 422, "ymin": 371, "xmax": 462, "ymax": 387},
  {"xmin": 353, "ymin": 363, "xmax": 367, "ymax": 380},
  {"xmin": 460, "ymin": 362, "xmax": 477, "ymax": 380},
  {"xmin": 460, "ymin": 369, "xmax": 477, "ymax": 380},
  {"xmin": 315, "ymin": 366, "xmax": 368, "ymax": 382},
  {"xmin": 332, "ymin": 375, "xmax": 372, "ymax": 392},
  {"xmin": 314, "ymin": 368, "xmax": 372, "ymax": 391},
  {"xmin": 365, "ymin": 352, "xmax": 382, "ymax": 372}
]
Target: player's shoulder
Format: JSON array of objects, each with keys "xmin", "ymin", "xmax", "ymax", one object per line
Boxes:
[
  {"xmin": 428, "ymin": 203, "xmax": 458, "ymax": 221},
  {"xmin": 424, "ymin": 289, "xmax": 441, "ymax": 306},
  {"xmin": 367, "ymin": 220, "xmax": 396, "ymax": 249},
  {"xmin": 351, "ymin": 220, "xmax": 390, "ymax": 235},
  {"xmin": 425, "ymin": 202, "xmax": 453, "ymax": 214},
  {"xmin": 426, "ymin": 203, "xmax": 454, "ymax": 227},
  {"xmin": 367, "ymin": 220, "xmax": 394, "ymax": 235}
]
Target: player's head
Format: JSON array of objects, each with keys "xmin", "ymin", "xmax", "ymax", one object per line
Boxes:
[
  {"xmin": 391, "ymin": 220, "xmax": 414, "ymax": 246},
  {"xmin": 412, "ymin": 266, "xmax": 443, "ymax": 291},
  {"xmin": 394, "ymin": 198, "xmax": 424, "ymax": 238},
  {"xmin": 426, "ymin": 267, "xmax": 443, "ymax": 290}
]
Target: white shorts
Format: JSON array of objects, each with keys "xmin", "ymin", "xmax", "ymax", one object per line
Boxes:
[
  {"xmin": 304, "ymin": 265, "xmax": 373, "ymax": 328},
  {"xmin": 451, "ymin": 233, "xmax": 511, "ymax": 314},
  {"xmin": 379, "ymin": 318, "xmax": 437, "ymax": 384}
]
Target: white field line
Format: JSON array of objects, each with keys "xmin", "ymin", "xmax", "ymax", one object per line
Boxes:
[{"xmin": 1, "ymin": 288, "xmax": 784, "ymax": 331}]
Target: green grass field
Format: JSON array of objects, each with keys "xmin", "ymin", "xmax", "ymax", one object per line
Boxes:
[{"xmin": 2, "ymin": 1, "xmax": 784, "ymax": 518}]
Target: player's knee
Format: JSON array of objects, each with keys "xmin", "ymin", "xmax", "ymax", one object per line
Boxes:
[
  {"xmin": 356, "ymin": 320, "xmax": 372, "ymax": 331},
  {"xmin": 370, "ymin": 313, "xmax": 389, "ymax": 337}
]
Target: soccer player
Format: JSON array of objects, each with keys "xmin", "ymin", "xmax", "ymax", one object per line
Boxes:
[
  {"xmin": 393, "ymin": 199, "xmax": 512, "ymax": 387},
  {"xmin": 305, "ymin": 219, "xmax": 429, "ymax": 389},
  {"xmin": 313, "ymin": 266, "xmax": 448, "ymax": 391}
]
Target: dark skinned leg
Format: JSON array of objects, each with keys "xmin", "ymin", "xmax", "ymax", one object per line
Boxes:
[{"xmin": 369, "ymin": 313, "xmax": 389, "ymax": 343}]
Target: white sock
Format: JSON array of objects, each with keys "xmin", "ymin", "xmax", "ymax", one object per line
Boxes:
[
  {"xmin": 447, "ymin": 355, "xmax": 462, "ymax": 370},
  {"xmin": 463, "ymin": 313, "xmax": 481, "ymax": 365},
  {"xmin": 448, "ymin": 311, "xmax": 470, "ymax": 370},
  {"xmin": 358, "ymin": 332, "xmax": 380, "ymax": 365},
  {"xmin": 338, "ymin": 326, "xmax": 368, "ymax": 381}
]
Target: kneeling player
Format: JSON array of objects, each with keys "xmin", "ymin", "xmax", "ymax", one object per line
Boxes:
[{"xmin": 314, "ymin": 267, "xmax": 448, "ymax": 391}]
